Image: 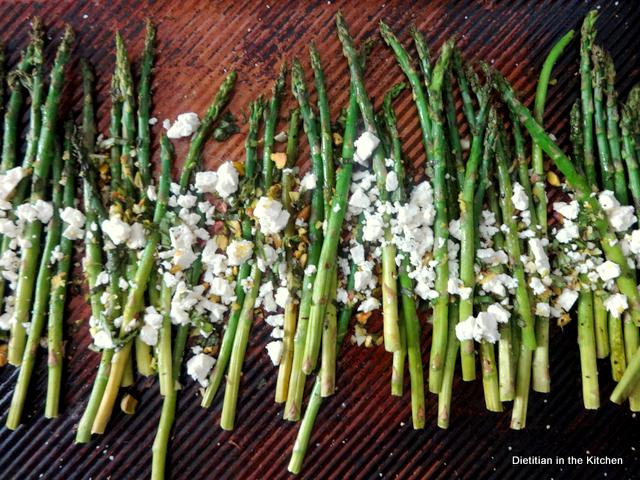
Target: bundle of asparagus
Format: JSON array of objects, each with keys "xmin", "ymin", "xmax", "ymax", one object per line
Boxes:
[{"xmin": 1, "ymin": 8, "xmax": 640, "ymax": 479}]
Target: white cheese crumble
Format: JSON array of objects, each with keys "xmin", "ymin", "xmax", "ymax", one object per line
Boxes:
[
  {"xmin": 166, "ymin": 112, "xmax": 201, "ymax": 139},
  {"xmin": 226, "ymin": 239, "xmax": 253, "ymax": 266},
  {"xmin": 186, "ymin": 352, "xmax": 216, "ymax": 386},
  {"xmin": 265, "ymin": 340, "xmax": 283, "ymax": 365},
  {"xmin": 603, "ymin": 293, "xmax": 628, "ymax": 318},
  {"xmin": 195, "ymin": 171, "xmax": 218, "ymax": 194},
  {"xmin": 215, "ymin": 161, "xmax": 239, "ymax": 198},
  {"xmin": 253, "ymin": 197, "xmax": 290, "ymax": 235},
  {"xmin": 60, "ymin": 207, "xmax": 86, "ymax": 240},
  {"xmin": 511, "ymin": 182, "xmax": 529, "ymax": 210},
  {"xmin": 300, "ymin": 172, "xmax": 317, "ymax": 191},
  {"xmin": 353, "ymin": 131, "xmax": 380, "ymax": 164}
]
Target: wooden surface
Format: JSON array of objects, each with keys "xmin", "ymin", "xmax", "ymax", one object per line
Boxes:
[{"xmin": 0, "ymin": 1, "xmax": 639, "ymax": 478}]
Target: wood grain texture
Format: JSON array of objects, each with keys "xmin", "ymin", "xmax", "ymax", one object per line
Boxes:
[{"xmin": 0, "ymin": 1, "xmax": 639, "ymax": 478}]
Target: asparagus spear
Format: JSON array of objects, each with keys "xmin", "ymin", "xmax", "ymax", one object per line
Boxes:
[
  {"xmin": 275, "ymin": 108, "xmax": 301, "ymax": 402},
  {"xmin": 8, "ymin": 25, "xmax": 74, "ymax": 366},
  {"xmin": 591, "ymin": 45, "xmax": 614, "ymax": 191},
  {"xmin": 45, "ymin": 120, "xmax": 78, "ymax": 418},
  {"xmin": 261, "ymin": 62, "xmax": 287, "ymax": 189},
  {"xmin": 455, "ymin": 62, "xmax": 491, "ymax": 381},
  {"xmin": 286, "ymin": 44, "xmax": 371, "ymax": 417},
  {"xmin": 76, "ymin": 59, "xmax": 130, "ymax": 441},
  {"xmin": 577, "ymin": 280, "xmax": 600, "ymax": 409},
  {"xmin": 201, "ymin": 98, "xmax": 264, "ymax": 407},
  {"xmin": 580, "ymin": 10, "xmax": 598, "ymax": 186},
  {"xmin": 288, "ymin": 216, "xmax": 364, "ymax": 474},
  {"xmin": 115, "ymin": 32, "xmax": 137, "ymax": 198},
  {"xmin": 531, "ymin": 30, "xmax": 574, "ymax": 228},
  {"xmin": 287, "ymin": 57, "xmax": 325, "ymax": 395},
  {"xmin": 75, "ymin": 142, "xmax": 110, "ymax": 441},
  {"xmin": 383, "ymin": 81, "xmax": 426, "ymax": 427},
  {"xmin": 293, "ymin": 54, "xmax": 328, "ymax": 376},
  {"xmin": 309, "ymin": 43, "xmax": 334, "ymax": 212},
  {"xmin": 530, "ymin": 30, "xmax": 574, "ymax": 392},
  {"xmin": 5, "ymin": 126, "xmax": 65, "ymax": 429},
  {"xmin": 621, "ymin": 96, "xmax": 640, "ymax": 213},
  {"xmin": 137, "ymin": 19, "xmax": 156, "ymax": 189},
  {"xmin": 338, "ymin": 14, "xmax": 400, "ymax": 354},
  {"xmin": 220, "ymin": 69, "xmax": 278, "ymax": 430}
]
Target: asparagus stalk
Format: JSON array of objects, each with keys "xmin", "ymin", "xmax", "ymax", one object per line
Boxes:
[
  {"xmin": 493, "ymin": 69, "xmax": 640, "ymax": 327},
  {"xmin": 383, "ymin": 82, "xmax": 426, "ymax": 427},
  {"xmin": 294, "ymin": 54, "xmax": 329, "ymax": 375},
  {"xmin": 591, "ymin": 46, "xmax": 614, "ymax": 191},
  {"xmin": 75, "ymin": 155, "xmax": 110, "ymax": 441},
  {"xmin": 437, "ymin": 302, "xmax": 459, "ymax": 429},
  {"xmin": 275, "ymin": 108, "xmax": 301, "ymax": 403},
  {"xmin": 338, "ymin": 14, "xmax": 400, "ymax": 354},
  {"xmin": 530, "ymin": 30, "xmax": 574, "ymax": 391},
  {"xmin": 309, "ymin": 43, "xmax": 334, "ymax": 212},
  {"xmin": 577, "ymin": 282, "xmax": 600, "ymax": 409},
  {"xmin": 580, "ymin": 10, "xmax": 598, "ymax": 186},
  {"xmin": 621, "ymin": 98, "xmax": 640, "ymax": 213},
  {"xmin": 8, "ymin": 25, "xmax": 74, "ymax": 366},
  {"xmin": 261, "ymin": 62, "xmax": 287, "ymax": 189},
  {"xmin": 45, "ymin": 122, "xmax": 77, "ymax": 418},
  {"xmin": 115, "ymin": 32, "xmax": 137, "ymax": 198},
  {"xmin": 288, "ymin": 217, "xmax": 363, "ymax": 474},
  {"xmin": 220, "ymin": 264, "xmax": 262, "ymax": 430},
  {"xmin": 5, "ymin": 127, "xmax": 65, "ymax": 429},
  {"xmin": 201, "ymin": 98, "xmax": 264, "ymax": 407},
  {"xmin": 136, "ymin": 19, "xmax": 156, "ymax": 189},
  {"xmin": 456, "ymin": 62, "xmax": 491, "ymax": 381},
  {"xmin": 220, "ymin": 68, "xmax": 279, "ymax": 429},
  {"xmin": 532, "ymin": 29, "xmax": 574, "ymax": 228}
]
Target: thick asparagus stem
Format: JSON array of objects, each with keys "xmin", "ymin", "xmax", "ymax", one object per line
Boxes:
[
  {"xmin": 261, "ymin": 62, "xmax": 287, "ymax": 189},
  {"xmin": 201, "ymin": 98, "xmax": 264, "ymax": 407},
  {"xmin": 437, "ymin": 302, "xmax": 459, "ymax": 429},
  {"xmin": 494, "ymin": 131, "xmax": 537, "ymax": 350},
  {"xmin": 531, "ymin": 30, "xmax": 574, "ymax": 392},
  {"xmin": 0, "ymin": 21, "xmax": 42, "ymax": 313},
  {"xmin": 275, "ymin": 108, "xmax": 301, "ymax": 403},
  {"xmin": 220, "ymin": 264, "xmax": 262, "ymax": 430},
  {"xmin": 577, "ymin": 284, "xmax": 600, "ymax": 409},
  {"xmin": 288, "ymin": 220, "xmax": 362, "ymax": 474},
  {"xmin": 591, "ymin": 46, "xmax": 614, "ymax": 191},
  {"xmin": 338, "ymin": 14, "xmax": 400, "ymax": 353},
  {"xmin": 456, "ymin": 63, "xmax": 490, "ymax": 381},
  {"xmin": 136, "ymin": 19, "xmax": 156, "ymax": 189},
  {"xmin": 8, "ymin": 25, "xmax": 74, "ymax": 366},
  {"xmin": 382, "ymin": 82, "xmax": 426, "ymax": 425},
  {"xmin": 580, "ymin": 10, "xmax": 598, "ymax": 186},
  {"xmin": 621, "ymin": 100, "xmax": 640, "ymax": 213},
  {"xmin": 295, "ymin": 53, "xmax": 331, "ymax": 376},
  {"xmin": 46, "ymin": 108, "xmax": 81, "ymax": 418}
]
